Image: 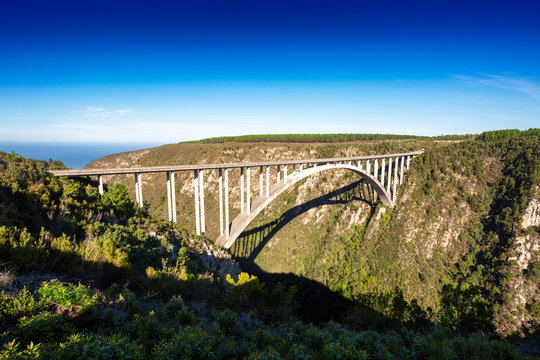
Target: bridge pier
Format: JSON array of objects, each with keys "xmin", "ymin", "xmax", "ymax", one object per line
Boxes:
[
  {"xmin": 166, "ymin": 172, "xmax": 172, "ymax": 222},
  {"xmin": 133, "ymin": 173, "xmax": 143, "ymax": 208},
  {"xmin": 366, "ymin": 160, "xmax": 371, "ymax": 175},
  {"xmin": 247, "ymin": 167, "xmax": 251, "ymax": 214},
  {"xmin": 393, "ymin": 157, "xmax": 398, "ymax": 203},
  {"xmin": 400, "ymin": 156, "xmax": 404, "ymax": 185},
  {"xmin": 98, "ymin": 175, "xmax": 104, "ymax": 195},
  {"xmin": 259, "ymin": 166, "xmax": 263, "ymax": 196},
  {"xmin": 381, "ymin": 158, "xmax": 385, "ymax": 185},
  {"xmin": 134, "ymin": 174, "xmax": 139, "ymax": 205},
  {"xmin": 386, "ymin": 158, "xmax": 392, "ymax": 194},
  {"xmin": 407, "ymin": 155, "xmax": 410, "ymax": 170},
  {"xmin": 219, "ymin": 169, "xmax": 223, "ymax": 236},
  {"xmin": 194, "ymin": 170, "xmax": 200, "ymax": 235},
  {"xmin": 266, "ymin": 166, "xmax": 270, "ymax": 197},
  {"xmin": 374, "ymin": 159, "xmax": 378, "ymax": 180},
  {"xmin": 224, "ymin": 168, "xmax": 230, "ymax": 239},
  {"xmin": 240, "ymin": 167, "xmax": 245, "ymax": 213},
  {"xmin": 199, "ymin": 170, "xmax": 206, "ymax": 234},
  {"xmin": 284, "ymin": 165, "xmax": 288, "ymax": 182}
]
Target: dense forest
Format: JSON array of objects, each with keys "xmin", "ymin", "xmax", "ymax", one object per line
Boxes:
[
  {"xmin": 187, "ymin": 133, "xmax": 474, "ymax": 144},
  {"xmin": 0, "ymin": 130, "xmax": 539, "ymax": 359}
]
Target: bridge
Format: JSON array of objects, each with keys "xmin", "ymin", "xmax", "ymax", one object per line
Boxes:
[{"xmin": 50, "ymin": 151, "xmax": 423, "ymax": 249}]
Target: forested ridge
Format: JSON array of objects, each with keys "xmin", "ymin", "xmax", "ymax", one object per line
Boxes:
[
  {"xmin": 0, "ymin": 130, "xmax": 539, "ymax": 359},
  {"xmin": 187, "ymin": 133, "xmax": 474, "ymax": 144}
]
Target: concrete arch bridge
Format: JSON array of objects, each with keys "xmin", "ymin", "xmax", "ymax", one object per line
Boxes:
[{"xmin": 51, "ymin": 151, "xmax": 423, "ymax": 249}]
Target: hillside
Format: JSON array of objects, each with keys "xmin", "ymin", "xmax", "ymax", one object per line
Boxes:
[
  {"xmin": 87, "ymin": 132, "xmax": 540, "ymax": 338},
  {"xmin": 0, "ymin": 131, "xmax": 538, "ymax": 358}
]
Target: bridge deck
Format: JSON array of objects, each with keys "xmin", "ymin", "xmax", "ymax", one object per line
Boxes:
[{"xmin": 49, "ymin": 151, "xmax": 423, "ymax": 177}]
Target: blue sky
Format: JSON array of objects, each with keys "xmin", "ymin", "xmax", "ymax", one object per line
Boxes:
[{"xmin": 1, "ymin": 0, "xmax": 539, "ymax": 143}]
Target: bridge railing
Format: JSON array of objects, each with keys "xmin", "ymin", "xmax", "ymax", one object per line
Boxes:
[{"xmin": 49, "ymin": 151, "xmax": 423, "ymax": 242}]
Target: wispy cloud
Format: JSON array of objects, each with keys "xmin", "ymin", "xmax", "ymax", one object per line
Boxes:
[
  {"xmin": 455, "ymin": 74, "xmax": 540, "ymax": 100},
  {"xmin": 71, "ymin": 106, "xmax": 135, "ymax": 118}
]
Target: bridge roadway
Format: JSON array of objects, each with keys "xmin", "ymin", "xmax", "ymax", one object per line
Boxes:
[{"xmin": 50, "ymin": 150, "xmax": 423, "ymax": 248}]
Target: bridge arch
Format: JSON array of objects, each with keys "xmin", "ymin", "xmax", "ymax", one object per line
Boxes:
[{"xmin": 216, "ymin": 163, "xmax": 392, "ymax": 249}]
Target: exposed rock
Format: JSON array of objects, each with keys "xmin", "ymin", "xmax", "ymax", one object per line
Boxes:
[{"xmin": 522, "ymin": 197, "xmax": 540, "ymax": 228}]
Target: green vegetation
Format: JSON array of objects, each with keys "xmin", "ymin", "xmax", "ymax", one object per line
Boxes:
[
  {"xmin": 0, "ymin": 129, "xmax": 538, "ymax": 359},
  {"xmin": 230, "ymin": 130, "xmax": 539, "ymax": 341},
  {"xmin": 187, "ymin": 133, "xmax": 475, "ymax": 144}
]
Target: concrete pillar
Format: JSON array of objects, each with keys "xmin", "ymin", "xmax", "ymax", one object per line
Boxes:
[
  {"xmin": 219, "ymin": 169, "xmax": 223, "ymax": 236},
  {"xmin": 366, "ymin": 160, "xmax": 371, "ymax": 175},
  {"xmin": 266, "ymin": 166, "xmax": 270, "ymax": 197},
  {"xmin": 277, "ymin": 165, "xmax": 281, "ymax": 183},
  {"xmin": 400, "ymin": 156, "xmax": 404, "ymax": 185},
  {"xmin": 167, "ymin": 172, "xmax": 172, "ymax": 222},
  {"xmin": 224, "ymin": 169, "xmax": 229, "ymax": 239},
  {"xmin": 98, "ymin": 175, "xmax": 104, "ymax": 195},
  {"xmin": 358, "ymin": 160, "xmax": 362, "ymax": 170},
  {"xmin": 137, "ymin": 173, "xmax": 143, "ymax": 208},
  {"xmin": 194, "ymin": 170, "xmax": 200, "ymax": 235},
  {"xmin": 387, "ymin": 158, "xmax": 392, "ymax": 193},
  {"xmin": 240, "ymin": 167, "xmax": 245, "ymax": 213},
  {"xmin": 171, "ymin": 171, "xmax": 176, "ymax": 224},
  {"xmin": 374, "ymin": 159, "xmax": 378, "ymax": 179},
  {"xmin": 247, "ymin": 167, "xmax": 251, "ymax": 214},
  {"xmin": 393, "ymin": 157, "xmax": 398, "ymax": 202},
  {"xmin": 284, "ymin": 165, "xmax": 288, "ymax": 182},
  {"xmin": 199, "ymin": 169, "xmax": 205, "ymax": 234},
  {"xmin": 300, "ymin": 164, "xmax": 303, "ymax": 174},
  {"xmin": 407, "ymin": 156, "xmax": 410, "ymax": 170},
  {"xmin": 259, "ymin": 166, "xmax": 263, "ymax": 196},
  {"xmin": 134, "ymin": 174, "xmax": 140, "ymax": 205},
  {"xmin": 381, "ymin": 158, "xmax": 385, "ymax": 185}
]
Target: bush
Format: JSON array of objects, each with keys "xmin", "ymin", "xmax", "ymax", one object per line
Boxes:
[
  {"xmin": 38, "ymin": 279, "xmax": 97, "ymax": 313},
  {"xmin": 0, "ymin": 287, "xmax": 42, "ymax": 323},
  {"xmin": 101, "ymin": 184, "xmax": 138, "ymax": 219},
  {"xmin": 0, "ymin": 340, "xmax": 41, "ymax": 360},
  {"xmin": 213, "ymin": 309, "xmax": 237, "ymax": 334},
  {"xmin": 152, "ymin": 326, "xmax": 215, "ymax": 360},
  {"xmin": 53, "ymin": 333, "xmax": 144, "ymax": 360},
  {"xmin": 16, "ymin": 313, "xmax": 74, "ymax": 344}
]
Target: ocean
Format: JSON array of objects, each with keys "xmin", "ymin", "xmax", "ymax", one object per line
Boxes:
[{"xmin": 0, "ymin": 142, "xmax": 160, "ymax": 169}]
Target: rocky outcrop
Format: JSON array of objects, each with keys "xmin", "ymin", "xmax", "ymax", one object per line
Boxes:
[{"xmin": 522, "ymin": 186, "xmax": 540, "ymax": 228}]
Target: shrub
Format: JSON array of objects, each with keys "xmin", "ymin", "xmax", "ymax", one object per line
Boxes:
[
  {"xmin": 101, "ymin": 184, "xmax": 138, "ymax": 219},
  {"xmin": 16, "ymin": 313, "xmax": 74, "ymax": 344},
  {"xmin": 0, "ymin": 287, "xmax": 42, "ymax": 322},
  {"xmin": 213, "ymin": 309, "xmax": 237, "ymax": 334},
  {"xmin": 54, "ymin": 333, "xmax": 144, "ymax": 360},
  {"xmin": 0, "ymin": 340, "xmax": 41, "ymax": 360},
  {"xmin": 165, "ymin": 298, "xmax": 199, "ymax": 326},
  {"xmin": 117, "ymin": 289, "xmax": 140, "ymax": 316},
  {"xmin": 226, "ymin": 272, "xmax": 264, "ymax": 303},
  {"xmin": 38, "ymin": 279, "xmax": 97, "ymax": 313},
  {"xmin": 152, "ymin": 326, "xmax": 215, "ymax": 360}
]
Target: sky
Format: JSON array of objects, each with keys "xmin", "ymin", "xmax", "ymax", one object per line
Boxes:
[{"xmin": 1, "ymin": 0, "xmax": 539, "ymax": 143}]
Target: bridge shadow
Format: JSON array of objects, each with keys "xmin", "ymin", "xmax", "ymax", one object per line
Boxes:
[{"xmin": 231, "ymin": 179, "xmax": 378, "ymax": 263}]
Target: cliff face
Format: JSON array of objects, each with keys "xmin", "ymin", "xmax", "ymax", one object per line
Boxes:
[{"xmin": 88, "ymin": 136, "xmax": 540, "ymax": 334}]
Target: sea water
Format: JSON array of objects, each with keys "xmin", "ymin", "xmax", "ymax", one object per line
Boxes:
[{"xmin": 0, "ymin": 142, "xmax": 159, "ymax": 169}]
